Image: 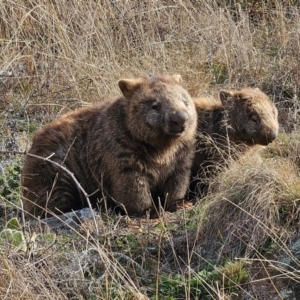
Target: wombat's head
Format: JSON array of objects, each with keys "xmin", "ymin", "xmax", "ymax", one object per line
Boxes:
[
  {"xmin": 220, "ymin": 88, "xmax": 279, "ymax": 146},
  {"xmin": 118, "ymin": 74, "xmax": 197, "ymax": 145}
]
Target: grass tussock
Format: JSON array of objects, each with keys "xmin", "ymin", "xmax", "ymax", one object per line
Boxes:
[
  {"xmin": 183, "ymin": 153, "xmax": 300, "ymax": 298},
  {"xmin": 1, "ymin": 0, "xmax": 300, "ymax": 299},
  {"xmin": 196, "ymin": 154, "xmax": 300, "ymax": 259}
]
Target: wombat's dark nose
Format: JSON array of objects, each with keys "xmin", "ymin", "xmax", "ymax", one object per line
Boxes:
[
  {"xmin": 267, "ymin": 129, "xmax": 277, "ymax": 143},
  {"xmin": 170, "ymin": 111, "xmax": 189, "ymax": 133},
  {"xmin": 169, "ymin": 112, "xmax": 189, "ymax": 135}
]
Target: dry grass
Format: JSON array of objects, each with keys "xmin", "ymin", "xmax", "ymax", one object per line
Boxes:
[
  {"xmin": 1, "ymin": 0, "xmax": 300, "ymax": 299},
  {"xmin": 0, "ymin": 255, "xmax": 67, "ymax": 299},
  {"xmin": 196, "ymin": 155, "xmax": 300, "ymax": 259}
]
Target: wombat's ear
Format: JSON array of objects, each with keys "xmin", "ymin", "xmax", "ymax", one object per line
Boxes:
[
  {"xmin": 118, "ymin": 78, "xmax": 143, "ymax": 98},
  {"xmin": 171, "ymin": 74, "xmax": 183, "ymax": 85},
  {"xmin": 219, "ymin": 90, "xmax": 233, "ymax": 105}
]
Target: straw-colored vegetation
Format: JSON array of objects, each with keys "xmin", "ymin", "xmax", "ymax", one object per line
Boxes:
[{"xmin": 1, "ymin": 0, "xmax": 300, "ymax": 299}]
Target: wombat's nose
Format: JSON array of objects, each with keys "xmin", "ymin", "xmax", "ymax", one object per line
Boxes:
[
  {"xmin": 267, "ymin": 129, "xmax": 277, "ymax": 143},
  {"xmin": 170, "ymin": 111, "xmax": 189, "ymax": 129}
]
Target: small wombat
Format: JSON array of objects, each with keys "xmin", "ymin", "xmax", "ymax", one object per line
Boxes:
[{"xmin": 190, "ymin": 87, "xmax": 279, "ymax": 197}]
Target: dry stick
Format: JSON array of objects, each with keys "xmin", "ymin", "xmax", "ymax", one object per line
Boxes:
[
  {"xmin": 26, "ymin": 152, "xmax": 99, "ymax": 236},
  {"xmin": 260, "ymin": 258, "xmax": 284, "ymax": 300},
  {"xmin": 62, "ymin": 137, "xmax": 76, "ymax": 164}
]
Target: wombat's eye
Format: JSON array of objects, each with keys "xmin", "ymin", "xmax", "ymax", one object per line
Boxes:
[
  {"xmin": 152, "ymin": 102, "xmax": 161, "ymax": 111},
  {"xmin": 250, "ymin": 114, "xmax": 258, "ymax": 123},
  {"xmin": 183, "ymin": 98, "xmax": 189, "ymax": 106}
]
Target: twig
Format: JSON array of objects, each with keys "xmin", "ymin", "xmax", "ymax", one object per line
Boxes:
[{"xmin": 62, "ymin": 137, "xmax": 76, "ymax": 164}]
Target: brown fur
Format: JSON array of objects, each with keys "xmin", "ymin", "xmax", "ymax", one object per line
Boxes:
[
  {"xmin": 190, "ymin": 88, "xmax": 279, "ymax": 197},
  {"xmin": 21, "ymin": 74, "xmax": 197, "ymax": 218}
]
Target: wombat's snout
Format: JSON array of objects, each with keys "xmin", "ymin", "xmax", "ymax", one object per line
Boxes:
[
  {"xmin": 267, "ymin": 129, "xmax": 277, "ymax": 143},
  {"xmin": 169, "ymin": 111, "xmax": 189, "ymax": 133}
]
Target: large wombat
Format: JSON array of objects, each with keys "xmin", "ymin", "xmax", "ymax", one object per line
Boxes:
[{"xmin": 21, "ymin": 75, "xmax": 197, "ymax": 218}]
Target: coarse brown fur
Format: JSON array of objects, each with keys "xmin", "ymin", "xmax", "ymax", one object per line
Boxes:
[
  {"xmin": 21, "ymin": 74, "xmax": 197, "ymax": 218},
  {"xmin": 190, "ymin": 88, "xmax": 279, "ymax": 197}
]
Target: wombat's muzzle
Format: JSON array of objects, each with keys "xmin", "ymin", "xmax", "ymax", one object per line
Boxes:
[
  {"xmin": 267, "ymin": 129, "xmax": 277, "ymax": 143},
  {"xmin": 169, "ymin": 111, "xmax": 189, "ymax": 134},
  {"xmin": 259, "ymin": 128, "xmax": 278, "ymax": 145}
]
